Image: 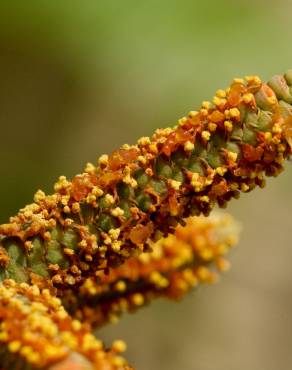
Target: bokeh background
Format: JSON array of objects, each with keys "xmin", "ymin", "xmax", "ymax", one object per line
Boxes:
[{"xmin": 1, "ymin": 1, "xmax": 292, "ymax": 369}]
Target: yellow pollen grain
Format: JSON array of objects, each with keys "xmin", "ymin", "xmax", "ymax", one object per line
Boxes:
[
  {"xmin": 138, "ymin": 252, "xmax": 150, "ymax": 263},
  {"xmin": 137, "ymin": 136, "xmax": 151, "ymax": 146},
  {"xmin": 149, "ymin": 143, "xmax": 158, "ymax": 154},
  {"xmin": 54, "ymin": 175, "xmax": 71, "ymax": 192},
  {"xmin": 98, "ymin": 154, "xmax": 109, "ymax": 166},
  {"xmin": 57, "ymin": 309, "xmax": 67, "ymax": 320},
  {"xmin": 184, "ymin": 141, "xmax": 194, "ymax": 151},
  {"xmin": 272, "ymin": 123, "xmax": 282, "ymax": 134},
  {"xmin": 138, "ymin": 155, "xmax": 147, "ymax": 164},
  {"xmin": 86, "ymin": 194, "xmax": 96, "ymax": 204},
  {"xmin": 272, "ymin": 137, "xmax": 281, "ymax": 145},
  {"xmin": 264, "ymin": 132, "xmax": 272, "ymax": 141},
  {"xmin": 208, "ymin": 122, "xmax": 217, "ymax": 132},
  {"xmin": 111, "ymin": 207, "xmax": 124, "ymax": 217},
  {"xmin": 196, "ymin": 266, "xmax": 211, "ymax": 281},
  {"xmin": 245, "ymin": 75, "xmax": 261, "ymax": 85},
  {"xmin": 8, "ymin": 340, "xmax": 21, "ymax": 353},
  {"xmin": 200, "ymin": 108, "xmax": 209, "ymax": 116},
  {"xmin": 150, "ymin": 271, "xmax": 169, "ymax": 288},
  {"xmin": 33, "ymin": 190, "xmax": 46, "ymax": 203},
  {"xmin": 78, "ymin": 239, "xmax": 87, "ymax": 248},
  {"xmin": 241, "ymin": 183, "xmax": 249, "ymax": 192},
  {"xmin": 188, "ymin": 110, "xmax": 198, "ymax": 118},
  {"xmin": 169, "ymin": 179, "xmax": 181, "ymax": 191},
  {"xmin": 43, "ymin": 231, "xmax": 51, "ymax": 241},
  {"xmin": 216, "ymin": 167, "xmax": 227, "ymax": 176},
  {"xmin": 112, "ymin": 340, "xmax": 127, "ymax": 353},
  {"xmin": 72, "ymin": 320, "xmax": 82, "ymax": 331},
  {"xmin": 229, "ymin": 108, "xmax": 240, "ymax": 118},
  {"xmin": 91, "ymin": 186, "xmax": 103, "ymax": 197},
  {"xmin": 112, "ymin": 356, "xmax": 126, "ymax": 367},
  {"xmin": 216, "ymin": 89, "xmax": 226, "ymax": 98},
  {"xmin": 202, "ymin": 101, "xmax": 212, "ymax": 109},
  {"xmin": 24, "ymin": 240, "xmax": 33, "ymax": 251},
  {"xmin": 201, "ymin": 130, "xmax": 211, "ymax": 141},
  {"xmin": 20, "ymin": 282, "xmax": 29, "ymax": 289},
  {"xmin": 64, "ymin": 275, "xmax": 76, "ymax": 285},
  {"xmin": 191, "ymin": 174, "xmax": 203, "ymax": 192},
  {"xmin": 105, "ymin": 194, "xmax": 115, "ymax": 205},
  {"xmin": 132, "ymin": 293, "xmax": 144, "ymax": 306},
  {"xmin": 63, "ymin": 205, "xmax": 70, "ymax": 213},
  {"xmin": 182, "ymin": 269, "xmax": 198, "ymax": 286},
  {"xmin": 84, "ymin": 162, "xmax": 96, "ymax": 174},
  {"xmin": 213, "ymin": 96, "xmax": 222, "ymax": 106},
  {"xmin": 242, "ymin": 93, "xmax": 254, "ymax": 104},
  {"xmin": 26, "ymin": 351, "xmax": 41, "ymax": 364},
  {"xmin": 217, "ymin": 258, "xmax": 231, "ymax": 272},
  {"xmin": 233, "ymin": 78, "xmax": 244, "ymax": 84},
  {"xmin": 112, "ymin": 240, "xmax": 122, "ymax": 252},
  {"xmin": 200, "ymin": 248, "xmax": 214, "ymax": 261},
  {"xmin": 64, "ymin": 248, "xmax": 75, "ymax": 256},
  {"xmin": 20, "ymin": 345, "xmax": 33, "ymax": 358},
  {"xmin": 200, "ymin": 196, "xmax": 209, "ymax": 203},
  {"xmin": 0, "ymin": 331, "xmax": 8, "ymax": 341},
  {"xmin": 176, "ymin": 278, "xmax": 188, "ymax": 291},
  {"xmin": 109, "ymin": 228, "xmax": 121, "ymax": 240},
  {"xmin": 114, "ymin": 280, "xmax": 127, "ymax": 292},
  {"xmin": 61, "ymin": 331, "xmax": 78, "ymax": 348},
  {"xmin": 227, "ymin": 151, "xmax": 238, "ymax": 162},
  {"xmin": 71, "ymin": 202, "xmax": 80, "ymax": 213},
  {"xmin": 178, "ymin": 117, "xmax": 188, "ymax": 126},
  {"xmin": 224, "ymin": 120, "xmax": 233, "ymax": 132},
  {"xmin": 29, "ymin": 285, "xmax": 40, "ymax": 296},
  {"xmin": 123, "ymin": 170, "xmax": 137, "ymax": 187},
  {"xmin": 64, "ymin": 218, "xmax": 74, "ymax": 226},
  {"xmin": 52, "ymin": 274, "xmax": 63, "ymax": 284}
]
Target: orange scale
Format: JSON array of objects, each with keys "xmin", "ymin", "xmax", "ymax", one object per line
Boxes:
[
  {"xmin": 208, "ymin": 110, "xmax": 225, "ymax": 123},
  {"xmin": 263, "ymin": 145, "xmax": 277, "ymax": 163},
  {"xmin": 175, "ymin": 127, "xmax": 193, "ymax": 143},
  {"xmin": 168, "ymin": 194, "xmax": 179, "ymax": 216},
  {"xmin": 181, "ymin": 120, "xmax": 195, "ymax": 130},
  {"xmin": 227, "ymin": 83, "xmax": 246, "ymax": 107},
  {"xmin": 71, "ymin": 175, "xmax": 94, "ymax": 202},
  {"xmin": 97, "ymin": 171, "xmax": 123, "ymax": 187},
  {"xmin": 209, "ymin": 180, "xmax": 228, "ymax": 198},
  {"xmin": 108, "ymin": 149, "xmax": 139, "ymax": 171},
  {"xmin": 128, "ymin": 223, "xmax": 154, "ymax": 245},
  {"xmin": 241, "ymin": 144, "xmax": 264, "ymax": 162},
  {"xmin": 161, "ymin": 132, "xmax": 177, "ymax": 156}
]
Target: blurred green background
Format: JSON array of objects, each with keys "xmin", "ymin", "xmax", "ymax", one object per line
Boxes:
[{"xmin": 1, "ymin": 1, "xmax": 292, "ymax": 369}]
